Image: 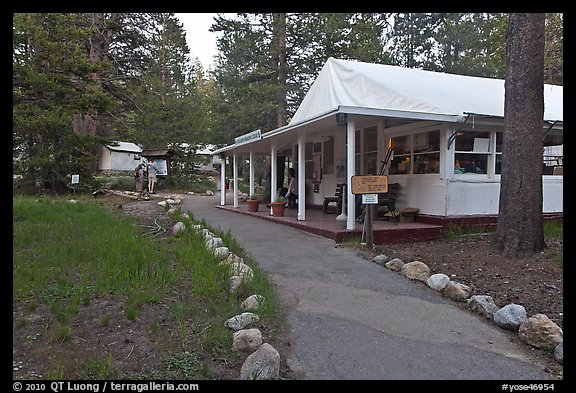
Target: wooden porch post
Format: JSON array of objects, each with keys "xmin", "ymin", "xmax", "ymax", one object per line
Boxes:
[
  {"xmin": 297, "ymin": 133, "xmax": 306, "ymax": 221},
  {"xmin": 233, "ymin": 153, "xmax": 239, "ymax": 208},
  {"xmin": 271, "ymin": 144, "xmax": 277, "ymax": 214},
  {"xmin": 346, "ymin": 119, "xmax": 356, "ymax": 230},
  {"xmin": 220, "ymin": 155, "xmax": 226, "ymax": 206},
  {"xmin": 445, "ymin": 127, "xmax": 456, "ymax": 181},
  {"xmin": 249, "ymin": 151, "xmax": 255, "ymax": 198}
]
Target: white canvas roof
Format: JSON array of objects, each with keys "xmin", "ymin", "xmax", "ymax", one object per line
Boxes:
[
  {"xmin": 212, "ymin": 57, "xmax": 563, "ymax": 156},
  {"xmin": 290, "ymin": 57, "xmax": 563, "ymax": 125},
  {"xmin": 105, "ymin": 141, "xmax": 142, "ymax": 153}
]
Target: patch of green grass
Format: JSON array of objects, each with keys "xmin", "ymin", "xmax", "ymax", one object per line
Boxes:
[
  {"xmin": 13, "ymin": 196, "xmax": 170, "ymax": 303},
  {"xmin": 164, "ymin": 351, "xmax": 202, "ymax": 379},
  {"xmin": 13, "ymin": 194, "xmax": 283, "ymax": 379},
  {"xmin": 544, "ymin": 220, "xmax": 563, "ymax": 239},
  {"xmin": 82, "ymin": 352, "xmax": 114, "ymax": 380},
  {"xmin": 15, "ymin": 318, "xmax": 28, "ymax": 329},
  {"xmin": 544, "ymin": 220, "xmax": 563, "ymax": 266},
  {"xmin": 440, "ymin": 223, "xmax": 467, "ymax": 240},
  {"xmin": 339, "ymin": 235, "xmax": 363, "ymax": 247},
  {"xmin": 55, "ymin": 324, "xmax": 72, "ymax": 343},
  {"xmin": 46, "ymin": 365, "xmax": 65, "ymax": 380},
  {"xmin": 101, "ymin": 314, "xmax": 111, "ymax": 327}
]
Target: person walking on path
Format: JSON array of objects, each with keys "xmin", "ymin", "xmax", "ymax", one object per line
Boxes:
[{"xmin": 147, "ymin": 159, "xmax": 158, "ymax": 193}]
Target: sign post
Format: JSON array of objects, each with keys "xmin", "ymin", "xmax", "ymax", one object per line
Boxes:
[
  {"xmin": 71, "ymin": 174, "xmax": 79, "ymax": 195},
  {"xmin": 352, "ymin": 176, "xmax": 388, "ymax": 247}
]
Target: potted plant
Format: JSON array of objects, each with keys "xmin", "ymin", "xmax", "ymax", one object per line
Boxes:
[
  {"xmin": 247, "ymin": 194, "xmax": 260, "ymax": 212},
  {"xmin": 270, "ymin": 196, "xmax": 287, "ymax": 217}
]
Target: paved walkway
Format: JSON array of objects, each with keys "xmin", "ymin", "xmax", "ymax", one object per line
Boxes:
[{"xmin": 180, "ymin": 193, "xmax": 551, "ymax": 380}]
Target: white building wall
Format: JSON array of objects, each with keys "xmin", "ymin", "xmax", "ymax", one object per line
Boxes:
[
  {"xmin": 388, "ymin": 175, "xmax": 448, "ymax": 216},
  {"xmin": 446, "ymin": 179, "xmax": 501, "ymax": 216},
  {"xmin": 100, "ymin": 146, "xmax": 112, "ymax": 170},
  {"xmin": 543, "ymin": 177, "xmax": 563, "ymax": 213},
  {"xmin": 111, "ymin": 151, "xmax": 140, "ymax": 171},
  {"xmin": 100, "ymin": 146, "xmax": 141, "ymax": 172},
  {"xmin": 389, "ymin": 176, "xmax": 562, "ymax": 217}
]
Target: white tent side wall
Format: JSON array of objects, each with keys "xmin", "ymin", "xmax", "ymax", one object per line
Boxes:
[{"xmin": 99, "ymin": 142, "xmax": 142, "ymax": 172}]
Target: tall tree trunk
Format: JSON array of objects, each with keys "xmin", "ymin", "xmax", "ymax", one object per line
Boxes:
[
  {"xmin": 273, "ymin": 13, "xmax": 287, "ymax": 188},
  {"xmin": 72, "ymin": 13, "xmax": 119, "ymax": 172},
  {"xmin": 492, "ymin": 13, "xmax": 546, "ymax": 258},
  {"xmin": 273, "ymin": 13, "xmax": 287, "ymax": 128}
]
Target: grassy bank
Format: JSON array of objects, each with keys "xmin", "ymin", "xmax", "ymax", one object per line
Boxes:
[{"xmin": 13, "ymin": 195, "xmax": 283, "ymax": 379}]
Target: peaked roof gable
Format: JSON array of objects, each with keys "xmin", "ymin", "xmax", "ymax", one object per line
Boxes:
[
  {"xmin": 289, "ymin": 58, "xmax": 563, "ymax": 125},
  {"xmin": 105, "ymin": 141, "xmax": 142, "ymax": 153}
]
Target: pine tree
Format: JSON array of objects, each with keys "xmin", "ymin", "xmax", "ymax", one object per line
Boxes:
[{"xmin": 13, "ymin": 13, "xmax": 112, "ymax": 191}]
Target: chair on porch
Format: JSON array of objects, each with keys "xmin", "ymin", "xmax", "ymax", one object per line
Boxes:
[
  {"xmin": 377, "ymin": 183, "xmax": 400, "ymax": 223},
  {"xmin": 323, "ymin": 183, "xmax": 346, "ymax": 214},
  {"xmin": 357, "ymin": 182, "xmax": 401, "ymax": 224}
]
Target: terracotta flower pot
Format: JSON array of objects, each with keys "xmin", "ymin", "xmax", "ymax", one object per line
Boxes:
[
  {"xmin": 247, "ymin": 199, "xmax": 260, "ymax": 212},
  {"xmin": 270, "ymin": 201, "xmax": 286, "ymax": 217}
]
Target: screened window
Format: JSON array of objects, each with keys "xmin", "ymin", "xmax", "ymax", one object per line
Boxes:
[
  {"xmin": 413, "ymin": 131, "xmax": 440, "ymax": 174},
  {"xmin": 389, "ymin": 130, "xmax": 440, "ymax": 175},
  {"xmin": 543, "ymin": 132, "xmax": 563, "ymax": 176},
  {"xmin": 489, "ymin": 130, "xmax": 562, "ymax": 176},
  {"xmin": 454, "ymin": 131, "xmax": 490, "ymax": 174},
  {"xmin": 389, "ymin": 135, "xmax": 411, "ymax": 175}
]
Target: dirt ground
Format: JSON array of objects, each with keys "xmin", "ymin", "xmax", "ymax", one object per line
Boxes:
[
  {"xmin": 366, "ymin": 236, "xmax": 563, "ymax": 330},
  {"xmin": 13, "ymin": 192, "xmax": 563, "ymax": 380}
]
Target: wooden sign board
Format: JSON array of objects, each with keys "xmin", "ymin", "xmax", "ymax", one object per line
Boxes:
[{"xmin": 351, "ymin": 175, "xmax": 388, "ymax": 194}]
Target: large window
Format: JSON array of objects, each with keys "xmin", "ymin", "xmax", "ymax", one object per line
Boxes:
[
  {"xmin": 389, "ymin": 130, "xmax": 440, "ymax": 175},
  {"xmin": 491, "ymin": 130, "xmax": 562, "ymax": 176},
  {"xmin": 543, "ymin": 132, "xmax": 563, "ymax": 176},
  {"xmin": 454, "ymin": 131, "xmax": 490, "ymax": 175},
  {"xmin": 389, "ymin": 135, "xmax": 411, "ymax": 174}
]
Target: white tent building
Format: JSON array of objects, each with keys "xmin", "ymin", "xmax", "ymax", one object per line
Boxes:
[
  {"xmin": 99, "ymin": 141, "xmax": 143, "ymax": 173},
  {"xmin": 213, "ymin": 58, "xmax": 563, "ymax": 230}
]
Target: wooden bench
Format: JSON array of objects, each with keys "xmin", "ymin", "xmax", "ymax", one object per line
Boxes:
[{"xmin": 323, "ymin": 183, "xmax": 346, "ymax": 214}]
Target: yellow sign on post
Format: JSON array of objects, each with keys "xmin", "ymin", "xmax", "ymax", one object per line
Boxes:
[{"xmin": 351, "ymin": 175, "xmax": 388, "ymax": 194}]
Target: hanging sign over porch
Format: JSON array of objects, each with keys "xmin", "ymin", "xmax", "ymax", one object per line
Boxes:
[
  {"xmin": 235, "ymin": 129, "xmax": 262, "ymax": 146},
  {"xmin": 351, "ymin": 175, "xmax": 388, "ymax": 194}
]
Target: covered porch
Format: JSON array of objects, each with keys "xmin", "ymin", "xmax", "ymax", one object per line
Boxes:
[{"xmin": 214, "ymin": 201, "xmax": 443, "ymax": 244}]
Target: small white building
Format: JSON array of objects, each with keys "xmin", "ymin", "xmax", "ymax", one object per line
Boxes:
[
  {"xmin": 99, "ymin": 141, "xmax": 142, "ymax": 173},
  {"xmin": 195, "ymin": 144, "xmax": 220, "ymax": 172},
  {"xmin": 213, "ymin": 58, "xmax": 563, "ymax": 230}
]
